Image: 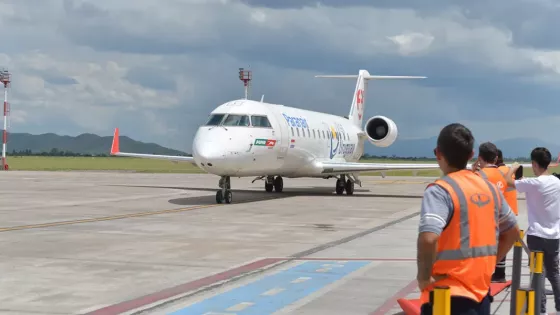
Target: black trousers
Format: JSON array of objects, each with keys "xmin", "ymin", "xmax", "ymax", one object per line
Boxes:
[
  {"xmin": 420, "ymin": 294, "xmax": 492, "ymax": 315},
  {"xmin": 526, "ymin": 234, "xmax": 560, "ymax": 313}
]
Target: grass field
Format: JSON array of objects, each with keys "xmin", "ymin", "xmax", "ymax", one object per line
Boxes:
[{"xmin": 5, "ymin": 156, "xmax": 559, "ymax": 177}]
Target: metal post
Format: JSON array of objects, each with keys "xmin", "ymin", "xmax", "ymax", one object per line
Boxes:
[
  {"xmin": 510, "ymin": 230, "xmax": 525, "ymax": 315},
  {"xmin": 515, "ymin": 287, "xmax": 535, "ymax": 315},
  {"xmin": 530, "ymin": 251, "xmax": 544, "ymax": 315},
  {"xmin": 432, "ymin": 286, "xmax": 450, "ymax": 315}
]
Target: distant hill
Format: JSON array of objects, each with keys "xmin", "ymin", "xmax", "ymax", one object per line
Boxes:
[
  {"xmin": 2, "ymin": 131, "xmax": 188, "ymax": 156},
  {"xmin": 367, "ymin": 136, "xmax": 560, "ymax": 159}
]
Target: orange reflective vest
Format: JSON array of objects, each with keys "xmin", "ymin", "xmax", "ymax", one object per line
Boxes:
[
  {"xmin": 497, "ymin": 165, "xmax": 519, "ymax": 216},
  {"xmin": 419, "ymin": 169, "xmax": 501, "ymax": 305}
]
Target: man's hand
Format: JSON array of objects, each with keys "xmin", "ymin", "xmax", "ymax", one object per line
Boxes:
[{"xmin": 417, "ymin": 277, "xmax": 436, "ymax": 291}]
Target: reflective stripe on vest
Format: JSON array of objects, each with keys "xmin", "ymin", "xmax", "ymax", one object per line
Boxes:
[{"xmin": 435, "ymin": 175, "xmax": 500, "ymax": 261}]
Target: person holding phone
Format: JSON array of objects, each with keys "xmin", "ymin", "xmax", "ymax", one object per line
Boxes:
[{"xmin": 506, "ymin": 147, "xmax": 560, "ymax": 315}]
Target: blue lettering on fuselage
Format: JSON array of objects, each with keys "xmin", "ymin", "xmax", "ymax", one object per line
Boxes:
[
  {"xmin": 328, "ymin": 124, "xmax": 355, "ymax": 159},
  {"xmin": 282, "ymin": 113, "xmax": 309, "ymax": 129}
]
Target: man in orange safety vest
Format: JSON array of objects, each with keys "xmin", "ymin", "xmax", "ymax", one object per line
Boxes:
[{"xmin": 417, "ymin": 124, "xmax": 520, "ymax": 314}]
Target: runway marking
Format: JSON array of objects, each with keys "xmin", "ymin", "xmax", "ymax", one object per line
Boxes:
[
  {"xmin": 167, "ymin": 260, "xmax": 371, "ymax": 315},
  {"xmin": 291, "ymin": 277, "xmax": 311, "ymax": 284},
  {"xmin": 0, "ymin": 204, "xmax": 221, "ymax": 233},
  {"xmin": 261, "ymin": 287, "xmax": 285, "ymax": 296},
  {"xmin": 226, "ymin": 302, "xmax": 254, "ymax": 311}
]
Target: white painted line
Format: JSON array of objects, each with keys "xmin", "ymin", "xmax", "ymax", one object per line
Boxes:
[
  {"xmin": 261, "ymin": 287, "xmax": 286, "ymax": 296},
  {"xmin": 203, "ymin": 312, "xmax": 237, "ymax": 315},
  {"xmin": 315, "ymin": 268, "xmax": 331, "ymax": 272},
  {"xmin": 226, "ymin": 302, "xmax": 254, "ymax": 312},
  {"xmin": 321, "ymin": 264, "xmax": 344, "ymax": 268},
  {"xmin": 336, "ymin": 260, "xmax": 348, "ymax": 264},
  {"xmin": 291, "ymin": 277, "xmax": 311, "ymax": 283}
]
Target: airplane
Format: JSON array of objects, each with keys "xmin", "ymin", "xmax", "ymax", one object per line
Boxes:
[{"xmin": 109, "ymin": 69, "xmax": 557, "ymax": 204}]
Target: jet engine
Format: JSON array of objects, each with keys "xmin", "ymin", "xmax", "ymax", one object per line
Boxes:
[{"xmin": 364, "ymin": 115, "xmax": 398, "ymax": 147}]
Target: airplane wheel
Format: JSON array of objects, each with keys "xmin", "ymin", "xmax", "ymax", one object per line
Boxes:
[
  {"xmin": 265, "ymin": 183, "xmax": 273, "ymax": 192},
  {"xmin": 335, "ymin": 179, "xmax": 345, "ymax": 195},
  {"xmin": 216, "ymin": 190, "xmax": 223, "ymax": 204},
  {"xmin": 225, "ymin": 190, "xmax": 232, "ymax": 204},
  {"xmin": 345, "ymin": 179, "xmax": 354, "ymax": 195},
  {"xmin": 274, "ymin": 176, "xmax": 283, "ymax": 192}
]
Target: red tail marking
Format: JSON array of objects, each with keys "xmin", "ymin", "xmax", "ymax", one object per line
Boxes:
[{"xmin": 110, "ymin": 128, "xmax": 119, "ymax": 155}]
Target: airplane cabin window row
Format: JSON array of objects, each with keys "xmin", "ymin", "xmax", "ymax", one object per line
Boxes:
[
  {"xmin": 204, "ymin": 114, "xmax": 272, "ymax": 128},
  {"xmin": 290, "ymin": 126, "xmax": 350, "ymax": 141}
]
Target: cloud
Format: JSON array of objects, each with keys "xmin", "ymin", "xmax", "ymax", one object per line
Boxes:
[{"xmin": 0, "ymin": 0, "xmax": 559, "ymax": 154}]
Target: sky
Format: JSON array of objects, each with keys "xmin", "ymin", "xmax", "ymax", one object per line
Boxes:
[{"xmin": 1, "ymin": 0, "xmax": 560, "ymax": 153}]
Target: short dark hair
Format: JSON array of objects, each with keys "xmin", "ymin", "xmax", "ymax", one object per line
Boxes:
[
  {"xmin": 496, "ymin": 149, "xmax": 504, "ymax": 164},
  {"xmin": 436, "ymin": 123, "xmax": 474, "ymax": 169},
  {"xmin": 478, "ymin": 142, "xmax": 498, "ymax": 163},
  {"xmin": 531, "ymin": 147, "xmax": 551, "ymax": 169}
]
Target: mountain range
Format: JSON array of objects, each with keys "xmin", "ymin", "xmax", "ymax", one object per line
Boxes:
[
  {"xmin": 2, "ymin": 131, "xmax": 558, "ymax": 159},
  {"xmin": 4, "ymin": 132, "xmax": 188, "ymax": 156}
]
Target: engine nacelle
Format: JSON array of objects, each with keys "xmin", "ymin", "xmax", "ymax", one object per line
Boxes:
[{"xmin": 364, "ymin": 115, "xmax": 398, "ymax": 147}]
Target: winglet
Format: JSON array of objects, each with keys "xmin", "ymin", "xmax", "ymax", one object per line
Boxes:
[{"xmin": 110, "ymin": 128, "xmax": 120, "ymax": 155}]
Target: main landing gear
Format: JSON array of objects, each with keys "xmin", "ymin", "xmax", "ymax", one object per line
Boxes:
[
  {"xmin": 335, "ymin": 174, "xmax": 354, "ymax": 195},
  {"xmin": 265, "ymin": 176, "xmax": 283, "ymax": 193},
  {"xmin": 216, "ymin": 176, "xmax": 233, "ymax": 204}
]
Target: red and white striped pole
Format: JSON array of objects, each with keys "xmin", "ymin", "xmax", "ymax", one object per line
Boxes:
[{"xmin": 1, "ymin": 69, "xmax": 10, "ymax": 171}]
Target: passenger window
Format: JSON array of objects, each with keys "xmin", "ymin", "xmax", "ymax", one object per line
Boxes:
[
  {"xmin": 313, "ymin": 130, "xmax": 316, "ymax": 138},
  {"xmin": 291, "ymin": 127, "xmax": 294, "ymax": 136},
  {"xmin": 297, "ymin": 128, "xmax": 300, "ymax": 137},
  {"xmin": 222, "ymin": 114, "xmax": 250, "ymax": 126},
  {"xmin": 302, "ymin": 128, "xmax": 306, "ymax": 137},
  {"xmin": 322, "ymin": 130, "xmax": 325, "ymax": 138},
  {"xmin": 205, "ymin": 114, "xmax": 226, "ymax": 126},
  {"xmin": 307, "ymin": 129, "xmax": 310, "ymax": 137},
  {"xmin": 251, "ymin": 115, "xmax": 272, "ymax": 128}
]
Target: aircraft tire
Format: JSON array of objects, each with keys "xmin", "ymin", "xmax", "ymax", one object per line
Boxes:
[
  {"xmin": 225, "ymin": 190, "xmax": 232, "ymax": 204},
  {"xmin": 335, "ymin": 179, "xmax": 345, "ymax": 195},
  {"xmin": 274, "ymin": 176, "xmax": 283, "ymax": 192},
  {"xmin": 265, "ymin": 183, "xmax": 273, "ymax": 192},
  {"xmin": 216, "ymin": 190, "xmax": 223, "ymax": 204},
  {"xmin": 345, "ymin": 179, "xmax": 354, "ymax": 195}
]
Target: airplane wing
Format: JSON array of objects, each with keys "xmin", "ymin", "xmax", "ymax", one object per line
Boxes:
[
  {"xmin": 319, "ymin": 161, "xmax": 537, "ymax": 176},
  {"xmin": 109, "ymin": 128, "xmax": 197, "ymax": 165}
]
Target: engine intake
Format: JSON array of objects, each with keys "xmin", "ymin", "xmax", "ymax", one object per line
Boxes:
[{"xmin": 364, "ymin": 115, "xmax": 398, "ymax": 147}]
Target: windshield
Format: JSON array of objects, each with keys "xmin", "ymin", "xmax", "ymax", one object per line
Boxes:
[
  {"xmin": 251, "ymin": 116, "xmax": 272, "ymax": 128},
  {"xmin": 222, "ymin": 114, "xmax": 250, "ymax": 126},
  {"xmin": 205, "ymin": 114, "xmax": 225, "ymax": 126}
]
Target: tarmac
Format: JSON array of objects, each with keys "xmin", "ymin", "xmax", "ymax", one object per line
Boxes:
[{"xmin": 0, "ymin": 171, "xmax": 554, "ymax": 314}]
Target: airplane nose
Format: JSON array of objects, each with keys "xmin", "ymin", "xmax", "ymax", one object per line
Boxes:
[{"xmin": 194, "ymin": 140, "xmax": 224, "ymax": 164}]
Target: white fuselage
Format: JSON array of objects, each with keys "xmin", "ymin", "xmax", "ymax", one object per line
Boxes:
[{"xmin": 191, "ymin": 99, "xmax": 364, "ymax": 177}]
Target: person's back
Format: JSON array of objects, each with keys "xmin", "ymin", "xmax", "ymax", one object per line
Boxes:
[{"xmin": 521, "ymin": 174, "xmax": 560, "ymax": 239}]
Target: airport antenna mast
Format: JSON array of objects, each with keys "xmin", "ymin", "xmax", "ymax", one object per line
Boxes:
[
  {"xmin": 1, "ymin": 69, "xmax": 10, "ymax": 171},
  {"xmin": 238, "ymin": 67, "xmax": 252, "ymax": 100}
]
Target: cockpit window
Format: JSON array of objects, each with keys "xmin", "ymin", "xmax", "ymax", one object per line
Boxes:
[
  {"xmin": 205, "ymin": 114, "xmax": 225, "ymax": 126},
  {"xmin": 251, "ymin": 116, "xmax": 272, "ymax": 128},
  {"xmin": 222, "ymin": 114, "xmax": 250, "ymax": 126}
]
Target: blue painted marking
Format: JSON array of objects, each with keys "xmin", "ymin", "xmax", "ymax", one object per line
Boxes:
[{"xmin": 169, "ymin": 260, "xmax": 370, "ymax": 315}]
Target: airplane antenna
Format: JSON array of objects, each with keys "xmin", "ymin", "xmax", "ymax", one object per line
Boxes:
[
  {"xmin": 238, "ymin": 67, "xmax": 252, "ymax": 100},
  {"xmin": 0, "ymin": 68, "xmax": 11, "ymax": 170}
]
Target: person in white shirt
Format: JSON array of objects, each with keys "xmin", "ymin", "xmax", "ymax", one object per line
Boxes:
[{"xmin": 507, "ymin": 147, "xmax": 560, "ymax": 315}]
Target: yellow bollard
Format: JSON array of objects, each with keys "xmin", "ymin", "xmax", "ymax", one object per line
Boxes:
[
  {"xmin": 432, "ymin": 286, "xmax": 451, "ymax": 315},
  {"xmin": 515, "ymin": 288, "xmax": 535, "ymax": 315},
  {"xmin": 529, "ymin": 251, "xmax": 544, "ymax": 315}
]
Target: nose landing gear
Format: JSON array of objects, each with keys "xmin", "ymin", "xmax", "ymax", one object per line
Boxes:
[{"xmin": 216, "ymin": 176, "xmax": 232, "ymax": 204}]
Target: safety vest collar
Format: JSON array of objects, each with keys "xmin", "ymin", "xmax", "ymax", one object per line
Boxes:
[{"xmin": 435, "ymin": 172, "xmax": 500, "ymax": 261}]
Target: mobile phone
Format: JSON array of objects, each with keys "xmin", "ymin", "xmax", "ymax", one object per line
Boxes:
[{"xmin": 515, "ymin": 165, "xmax": 523, "ymax": 179}]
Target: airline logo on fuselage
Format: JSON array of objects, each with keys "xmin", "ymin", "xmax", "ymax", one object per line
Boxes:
[
  {"xmin": 282, "ymin": 113, "xmax": 309, "ymax": 129},
  {"xmin": 328, "ymin": 123, "xmax": 355, "ymax": 159}
]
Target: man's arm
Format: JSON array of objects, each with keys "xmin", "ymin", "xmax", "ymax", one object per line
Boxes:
[
  {"xmin": 417, "ymin": 185, "xmax": 452, "ymax": 285},
  {"xmin": 495, "ymin": 190, "xmax": 520, "ymax": 262}
]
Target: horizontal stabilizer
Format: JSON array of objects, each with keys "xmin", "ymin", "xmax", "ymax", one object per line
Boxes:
[{"xmin": 315, "ymin": 74, "xmax": 426, "ymax": 80}]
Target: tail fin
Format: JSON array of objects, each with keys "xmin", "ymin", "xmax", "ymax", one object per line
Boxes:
[{"xmin": 315, "ymin": 70, "xmax": 426, "ymax": 127}]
